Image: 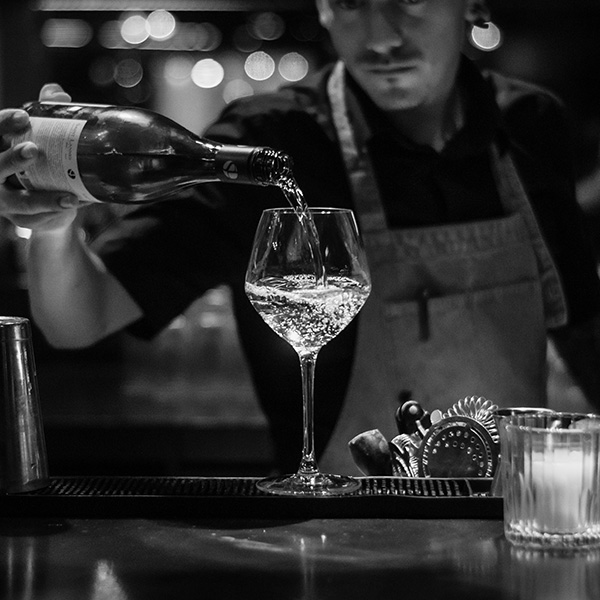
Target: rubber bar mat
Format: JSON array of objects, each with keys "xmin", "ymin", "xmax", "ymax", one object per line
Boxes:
[{"xmin": 0, "ymin": 476, "xmax": 502, "ymax": 519}]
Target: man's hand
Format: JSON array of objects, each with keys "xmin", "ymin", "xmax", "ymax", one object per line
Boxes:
[
  {"xmin": 0, "ymin": 83, "xmax": 82, "ymax": 233},
  {"xmin": 1, "ymin": 83, "xmax": 143, "ymax": 349}
]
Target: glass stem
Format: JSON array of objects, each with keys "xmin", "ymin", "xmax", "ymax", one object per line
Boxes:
[{"xmin": 297, "ymin": 350, "xmax": 320, "ymax": 478}]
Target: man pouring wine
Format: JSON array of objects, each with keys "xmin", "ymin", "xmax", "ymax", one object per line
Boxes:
[{"xmin": 1, "ymin": 0, "xmax": 600, "ymax": 475}]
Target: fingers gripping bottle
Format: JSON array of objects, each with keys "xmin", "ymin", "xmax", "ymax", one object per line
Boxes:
[{"xmin": 12, "ymin": 102, "xmax": 293, "ymax": 204}]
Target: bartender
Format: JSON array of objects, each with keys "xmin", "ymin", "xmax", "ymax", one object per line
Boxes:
[{"xmin": 1, "ymin": 0, "xmax": 600, "ymax": 475}]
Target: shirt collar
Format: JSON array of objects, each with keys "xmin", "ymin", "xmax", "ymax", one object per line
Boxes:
[{"xmin": 345, "ymin": 55, "xmax": 505, "ymax": 158}]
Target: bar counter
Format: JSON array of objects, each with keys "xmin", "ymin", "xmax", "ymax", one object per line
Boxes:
[{"xmin": 1, "ymin": 478, "xmax": 599, "ymax": 600}]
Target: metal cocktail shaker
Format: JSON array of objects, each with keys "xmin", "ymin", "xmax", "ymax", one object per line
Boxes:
[{"xmin": 0, "ymin": 316, "xmax": 48, "ymax": 493}]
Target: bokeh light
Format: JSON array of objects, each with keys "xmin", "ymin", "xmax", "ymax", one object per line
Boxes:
[
  {"xmin": 279, "ymin": 52, "xmax": 309, "ymax": 82},
  {"xmin": 120, "ymin": 15, "xmax": 149, "ymax": 45},
  {"xmin": 248, "ymin": 12, "xmax": 285, "ymax": 41},
  {"xmin": 244, "ymin": 51, "xmax": 275, "ymax": 81},
  {"xmin": 146, "ymin": 10, "xmax": 176, "ymax": 42},
  {"xmin": 191, "ymin": 58, "xmax": 224, "ymax": 89},
  {"xmin": 114, "ymin": 58, "xmax": 144, "ymax": 88}
]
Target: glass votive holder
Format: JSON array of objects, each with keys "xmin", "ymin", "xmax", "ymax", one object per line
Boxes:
[
  {"xmin": 490, "ymin": 407, "xmax": 555, "ymax": 497},
  {"xmin": 500, "ymin": 411, "xmax": 600, "ymax": 551}
]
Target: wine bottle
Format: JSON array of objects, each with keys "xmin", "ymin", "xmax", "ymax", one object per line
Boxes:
[{"xmin": 11, "ymin": 101, "xmax": 293, "ymax": 204}]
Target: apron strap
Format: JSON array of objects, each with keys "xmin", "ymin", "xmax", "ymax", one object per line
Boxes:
[
  {"xmin": 328, "ymin": 61, "xmax": 389, "ymax": 234},
  {"xmin": 490, "ymin": 145, "xmax": 568, "ymax": 328}
]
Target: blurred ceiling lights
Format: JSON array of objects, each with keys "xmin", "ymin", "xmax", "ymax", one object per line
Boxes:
[
  {"xmin": 41, "ymin": 9, "xmax": 321, "ymax": 52},
  {"xmin": 33, "ymin": 0, "xmax": 315, "ymax": 11}
]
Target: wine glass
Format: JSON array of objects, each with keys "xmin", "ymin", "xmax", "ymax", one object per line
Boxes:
[{"xmin": 245, "ymin": 207, "xmax": 371, "ymax": 496}]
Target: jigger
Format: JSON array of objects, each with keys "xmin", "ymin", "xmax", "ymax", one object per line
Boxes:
[{"xmin": 0, "ymin": 316, "xmax": 48, "ymax": 493}]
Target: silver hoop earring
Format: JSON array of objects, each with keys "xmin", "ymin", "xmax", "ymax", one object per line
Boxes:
[{"xmin": 469, "ymin": 20, "xmax": 502, "ymax": 52}]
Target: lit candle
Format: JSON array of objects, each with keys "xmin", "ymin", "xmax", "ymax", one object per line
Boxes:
[{"xmin": 528, "ymin": 447, "xmax": 591, "ymax": 533}]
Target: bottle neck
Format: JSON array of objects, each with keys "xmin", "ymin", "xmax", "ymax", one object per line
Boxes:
[
  {"xmin": 251, "ymin": 148, "xmax": 293, "ymax": 186},
  {"xmin": 214, "ymin": 145, "xmax": 292, "ymax": 186}
]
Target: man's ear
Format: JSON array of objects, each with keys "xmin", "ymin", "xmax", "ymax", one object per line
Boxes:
[
  {"xmin": 316, "ymin": 0, "xmax": 334, "ymax": 29},
  {"xmin": 465, "ymin": 0, "xmax": 491, "ymax": 27}
]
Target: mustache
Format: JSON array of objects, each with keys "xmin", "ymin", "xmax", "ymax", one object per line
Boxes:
[{"xmin": 355, "ymin": 47, "xmax": 420, "ymax": 67}]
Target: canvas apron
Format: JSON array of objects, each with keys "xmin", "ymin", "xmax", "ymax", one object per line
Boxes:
[{"xmin": 320, "ymin": 62, "xmax": 568, "ymax": 475}]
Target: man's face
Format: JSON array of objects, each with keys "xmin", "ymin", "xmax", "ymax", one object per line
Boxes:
[{"xmin": 317, "ymin": 0, "xmax": 472, "ymax": 112}]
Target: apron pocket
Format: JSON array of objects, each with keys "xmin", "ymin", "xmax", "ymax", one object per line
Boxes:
[{"xmin": 381, "ymin": 280, "xmax": 548, "ymax": 407}]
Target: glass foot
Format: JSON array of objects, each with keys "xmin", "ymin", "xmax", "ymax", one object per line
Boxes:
[{"xmin": 256, "ymin": 472, "xmax": 361, "ymax": 497}]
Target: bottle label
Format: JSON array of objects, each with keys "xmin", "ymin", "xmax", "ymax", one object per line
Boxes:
[{"xmin": 13, "ymin": 117, "xmax": 100, "ymax": 203}]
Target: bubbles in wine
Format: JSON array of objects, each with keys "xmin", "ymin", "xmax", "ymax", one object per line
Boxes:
[{"xmin": 246, "ymin": 274, "xmax": 370, "ymax": 354}]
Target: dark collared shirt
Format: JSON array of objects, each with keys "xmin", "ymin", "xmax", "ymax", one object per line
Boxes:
[
  {"xmin": 346, "ymin": 59, "xmax": 506, "ymax": 228},
  {"xmin": 95, "ymin": 57, "xmax": 600, "ymax": 471}
]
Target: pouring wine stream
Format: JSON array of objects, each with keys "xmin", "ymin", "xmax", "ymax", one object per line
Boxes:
[{"xmin": 278, "ymin": 175, "xmax": 326, "ymax": 286}]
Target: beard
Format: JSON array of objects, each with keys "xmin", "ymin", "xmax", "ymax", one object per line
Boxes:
[{"xmin": 348, "ymin": 64, "xmax": 427, "ymax": 111}]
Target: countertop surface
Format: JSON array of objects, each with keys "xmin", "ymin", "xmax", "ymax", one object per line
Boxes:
[{"xmin": 2, "ymin": 515, "xmax": 599, "ymax": 600}]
